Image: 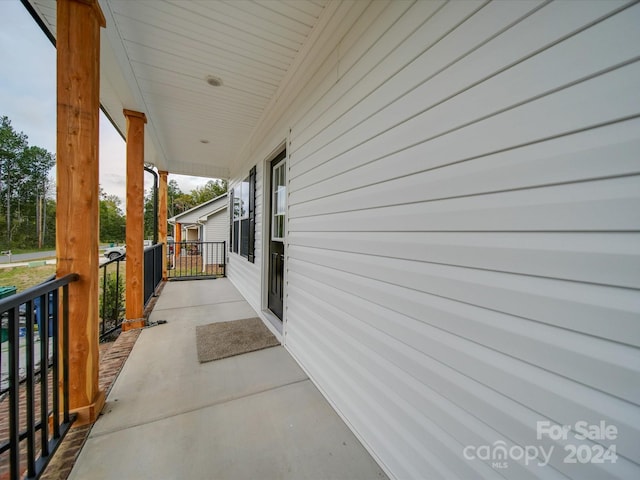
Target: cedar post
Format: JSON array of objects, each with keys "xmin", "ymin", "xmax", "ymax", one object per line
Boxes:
[
  {"xmin": 175, "ymin": 222, "xmax": 182, "ymax": 257},
  {"xmin": 158, "ymin": 171, "xmax": 168, "ymax": 280},
  {"xmin": 123, "ymin": 110, "xmax": 147, "ymax": 330},
  {"xmin": 56, "ymin": 0, "xmax": 106, "ymax": 425}
]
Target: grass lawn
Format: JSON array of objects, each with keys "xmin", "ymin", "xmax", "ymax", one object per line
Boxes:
[
  {"xmin": 0, "ymin": 261, "xmax": 128, "ymax": 333},
  {"xmin": 0, "ymin": 264, "xmax": 57, "ymax": 293},
  {"xmin": 0, "ymin": 261, "xmax": 127, "ymax": 295}
]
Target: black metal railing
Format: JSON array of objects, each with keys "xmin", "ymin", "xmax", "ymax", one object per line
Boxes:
[
  {"xmin": 0, "ymin": 274, "xmax": 78, "ymax": 480},
  {"xmin": 168, "ymin": 241, "xmax": 226, "ymax": 280},
  {"xmin": 143, "ymin": 243, "xmax": 163, "ymax": 306},
  {"xmin": 99, "ymin": 254, "xmax": 125, "ymax": 342}
]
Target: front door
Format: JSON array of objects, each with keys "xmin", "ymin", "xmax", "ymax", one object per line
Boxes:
[{"xmin": 268, "ymin": 152, "xmax": 286, "ymax": 320}]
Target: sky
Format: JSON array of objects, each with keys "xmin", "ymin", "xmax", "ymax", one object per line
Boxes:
[{"xmin": 0, "ymin": 0, "xmax": 211, "ymax": 206}]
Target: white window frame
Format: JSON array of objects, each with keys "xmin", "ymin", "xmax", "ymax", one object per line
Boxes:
[{"xmin": 271, "ymin": 159, "xmax": 286, "ymax": 242}]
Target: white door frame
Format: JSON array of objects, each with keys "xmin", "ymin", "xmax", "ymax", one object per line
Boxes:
[{"xmin": 260, "ymin": 141, "xmax": 288, "ymax": 338}]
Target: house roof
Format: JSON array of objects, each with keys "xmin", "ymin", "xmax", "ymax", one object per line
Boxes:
[
  {"xmin": 25, "ymin": 0, "xmax": 330, "ymax": 179},
  {"xmin": 169, "ymin": 193, "xmax": 228, "ymax": 225},
  {"xmin": 198, "ymin": 205, "xmax": 227, "ymax": 223}
]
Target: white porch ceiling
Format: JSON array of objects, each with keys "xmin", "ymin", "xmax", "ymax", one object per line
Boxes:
[{"xmin": 26, "ymin": 0, "xmax": 329, "ymax": 178}]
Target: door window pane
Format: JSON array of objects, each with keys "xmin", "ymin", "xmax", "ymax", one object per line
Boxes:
[{"xmin": 272, "ymin": 161, "xmax": 286, "ymax": 241}]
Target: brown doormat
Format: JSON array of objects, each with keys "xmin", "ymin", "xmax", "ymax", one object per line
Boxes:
[{"xmin": 196, "ymin": 317, "xmax": 279, "ymax": 363}]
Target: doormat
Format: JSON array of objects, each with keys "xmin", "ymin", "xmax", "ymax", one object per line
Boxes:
[{"xmin": 196, "ymin": 317, "xmax": 279, "ymax": 363}]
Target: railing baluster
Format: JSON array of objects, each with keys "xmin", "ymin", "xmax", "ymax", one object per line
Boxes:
[
  {"xmin": 0, "ymin": 274, "xmax": 78, "ymax": 480},
  {"xmin": 51, "ymin": 291, "xmax": 60, "ymax": 440},
  {"xmin": 161, "ymin": 241, "xmax": 226, "ymax": 280},
  {"xmin": 40, "ymin": 294, "xmax": 49, "ymax": 458},
  {"xmin": 0, "ymin": 328, "xmax": 2, "ymax": 407},
  {"xmin": 101, "ymin": 263, "xmax": 107, "ymax": 336},
  {"xmin": 62, "ymin": 284, "xmax": 70, "ymax": 425},
  {"xmin": 115, "ymin": 259, "xmax": 121, "ymax": 333},
  {"xmin": 98, "ymin": 256, "xmax": 126, "ymax": 342},
  {"xmin": 157, "ymin": 246, "xmax": 162, "ymax": 286},
  {"xmin": 141, "ymin": 243, "xmax": 164, "ymax": 307},
  {"xmin": 222, "ymin": 242, "xmax": 226, "ymax": 277},
  {"xmin": 26, "ymin": 300, "xmax": 36, "ymax": 477},
  {"xmin": 153, "ymin": 246, "xmax": 158, "ymax": 292},
  {"xmin": 8, "ymin": 306, "xmax": 20, "ymax": 480}
]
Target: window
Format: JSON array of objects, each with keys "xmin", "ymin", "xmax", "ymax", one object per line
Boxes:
[
  {"xmin": 230, "ymin": 166, "xmax": 256, "ymax": 262},
  {"xmin": 272, "ymin": 160, "xmax": 286, "ymax": 241}
]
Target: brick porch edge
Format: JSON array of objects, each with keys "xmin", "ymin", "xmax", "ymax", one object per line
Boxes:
[{"xmin": 40, "ymin": 329, "xmax": 142, "ymax": 480}]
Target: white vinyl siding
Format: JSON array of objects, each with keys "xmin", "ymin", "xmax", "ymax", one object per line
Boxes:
[
  {"xmin": 230, "ymin": 1, "xmax": 640, "ymax": 478},
  {"xmin": 202, "ymin": 209, "xmax": 228, "ymax": 245}
]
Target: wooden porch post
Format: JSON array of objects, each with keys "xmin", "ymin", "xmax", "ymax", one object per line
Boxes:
[
  {"xmin": 56, "ymin": 0, "xmax": 106, "ymax": 425},
  {"xmin": 175, "ymin": 222, "xmax": 182, "ymax": 257},
  {"xmin": 123, "ymin": 109, "xmax": 147, "ymax": 331},
  {"xmin": 158, "ymin": 171, "xmax": 168, "ymax": 280}
]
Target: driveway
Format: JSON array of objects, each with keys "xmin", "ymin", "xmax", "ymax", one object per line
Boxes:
[{"xmin": 0, "ymin": 250, "xmax": 56, "ymax": 264}]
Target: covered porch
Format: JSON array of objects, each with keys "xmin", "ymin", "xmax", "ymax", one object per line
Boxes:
[
  {"xmin": 67, "ymin": 278, "xmax": 386, "ymax": 479},
  {"xmin": 13, "ymin": 0, "xmax": 640, "ymax": 478},
  {"xmin": 5, "ymin": 1, "xmax": 387, "ymax": 477}
]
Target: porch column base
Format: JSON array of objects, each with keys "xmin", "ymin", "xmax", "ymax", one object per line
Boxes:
[
  {"xmin": 122, "ymin": 318, "xmax": 146, "ymax": 331},
  {"xmin": 69, "ymin": 389, "xmax": 105, "ymax": 427}
]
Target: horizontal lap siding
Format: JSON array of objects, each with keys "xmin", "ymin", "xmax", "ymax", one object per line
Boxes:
[
  {"xmin": 284, "ymin": 1, "xmax": 640, "ymax": 479},
  {"xmin": 203, "ymin": 211, "xmax": 228, "ymax": 244}
]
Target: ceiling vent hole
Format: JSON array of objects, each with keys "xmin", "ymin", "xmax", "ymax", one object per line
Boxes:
[{"xmin": 205, "ymin": 75, "xmax": 223, "ymax": 87}]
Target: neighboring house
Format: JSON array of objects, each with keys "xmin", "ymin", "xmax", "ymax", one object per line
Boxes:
[
  {"xmin": 168, "ymin": 193, "xmax": 228, "ymax": 245},
  {"xmin": 27, "ymin": 1, "xmax": 640, "ymax": 478},
  {"xmin": 169, "ymin": 193, "xmax": 228, "ymax": 272}
]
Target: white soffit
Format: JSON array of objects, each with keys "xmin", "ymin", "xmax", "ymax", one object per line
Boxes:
[{"xmin": 26, "ymin": 0, "xmax": 329, "ymax": 178}]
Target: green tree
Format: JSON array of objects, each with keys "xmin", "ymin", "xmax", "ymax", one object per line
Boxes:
[
  {"xmin": 143, "ymin": 188, "xmax": 155, "ymax": 240},
  {"xmin": 43, "ymin": 198, "xmax": 56, "ymax": 247},
  {"xmin": 189, "ymin": 179, "xmax": 227, "ymax": 205},
  {"xmin": 167, "ymin": 178, "xmax": 227, "ymax": 217},
  {"xmin": 167, "ymin": 179, "xmax": 182, "ymax": 218},
  {"xmin": 0, "ymin": 116, "xmax": 28, "ymax": 245},
  {"xmin": 99, "ymin": 188, "xmax": 125, "ymax": 243},
  {"xmin": 0, "ymin": 116, "xmax": 55, "ymax": 249},
  {"xmin": 168, "ymin": 180, "xmax": 196, "ymax": 218},
  {"xmin": 20, "ymin": 146, "xmax": 55, "ymax": 248}
]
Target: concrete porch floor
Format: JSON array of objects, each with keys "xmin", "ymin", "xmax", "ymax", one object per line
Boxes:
[{"xmin": 69, "ymin": 279, "xmax": 387, "ymax": 480}]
